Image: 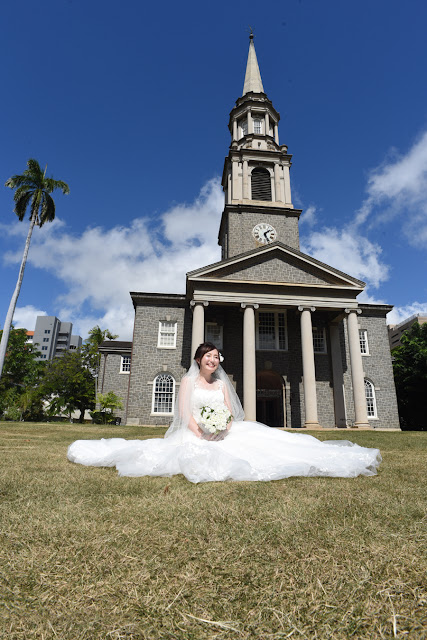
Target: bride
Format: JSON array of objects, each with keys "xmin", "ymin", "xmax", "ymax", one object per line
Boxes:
[{"xmin": 67, "ymin": 342, "xmax": 381, "ymax": 482}]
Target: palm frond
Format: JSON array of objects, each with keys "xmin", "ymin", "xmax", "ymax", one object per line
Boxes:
[
  {"xmin": 39, "ymin": 193, "xmax": 56, "ymax": 227},
  {"xmin": 13, "ymin": 185, "xmax": 32, "ymax": 202},
  {"xmin": 5, "ymin": 175, "xmax": 33, "ymax": 189},
  {"xmin": 44, "ymin": 177, "xmax": 70, "ymax": 195},
  {"xmin": 14, "ymin": 191, "xmax": 33, "ymax": 221},
  {"xmin": 26, "ymin": 158, "xmax": 43, "ymax": 178}
]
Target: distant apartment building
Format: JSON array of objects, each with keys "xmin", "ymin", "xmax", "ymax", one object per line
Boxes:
[
  {"xmin": 32, "ymin": 316, "xmax": 82, "ymax": 360},
  {"xmin": 388, "ymin": 314, "xmax": 427, "ymax": 350}
]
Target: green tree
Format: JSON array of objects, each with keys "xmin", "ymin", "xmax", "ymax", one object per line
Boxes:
[
  {"xmin": 40, "ymin": 350, "xmax": 95, "ymax": 423},
  {"xmin": 93, "ymin": 391, "xmax": 124, "ymax": 424},
  {"xmin": 0, "ymin": 326, "xmax": 45, "ymax": 421},
  {"xmin": 0, "ymin": 159, "xmax": 69, "ymax": 382},
  {"xmin": 392, "ymin": 322, "xmax": 427, "ymax": 430},
  {"xmin": 0, "ymin": 327, "xmax": 43, "ymax": 393},
  {"xmin": 82, "ymin": 325, "xmax": 118, "ymax": 395}
]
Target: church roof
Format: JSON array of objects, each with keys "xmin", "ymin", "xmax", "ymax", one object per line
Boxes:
[
  {"xmin": 242, "ymin": 34, "xmax": 264, "ymax": 95},
  {"xmin": 187, "ymin": 241, "xmax": 366, "ymax": 289}
]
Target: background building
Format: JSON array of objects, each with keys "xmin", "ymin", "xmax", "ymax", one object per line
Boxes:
[
  {"xmin": 388, "ymin": 314, "xmax": 427, "ymax": 350},
  {"xmin": 32, "ymin": 316, "xmax": 82, "ymax": 361}
]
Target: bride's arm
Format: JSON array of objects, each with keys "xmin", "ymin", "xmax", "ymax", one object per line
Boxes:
[{"xmin": 187, "ymin": 415, "xmax": 204, "ymax": 438}]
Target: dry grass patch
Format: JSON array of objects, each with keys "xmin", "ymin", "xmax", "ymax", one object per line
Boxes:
[{"xmin": 0, "ymin": 423, "xmax": 426, "ymax": 639}]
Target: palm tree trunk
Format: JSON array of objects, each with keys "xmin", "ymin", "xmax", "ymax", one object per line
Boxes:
[{"xmin": 0, "ymin": 215, "xmax": 37, "ymax": 382}]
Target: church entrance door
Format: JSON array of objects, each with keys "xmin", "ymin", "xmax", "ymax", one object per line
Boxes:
[{"xmin": 256, "ymin": 370, "xmax": 284, "ymax": 427}]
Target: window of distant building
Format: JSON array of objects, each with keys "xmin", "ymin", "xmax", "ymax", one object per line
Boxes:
[
  {"xmin": 120, "ymin": 355, "xmax": 131, "ymax": 373},
  {"xmin": 158, "ymin": 322, "xmax": 177, "ymax": 349},
  {"xmin": 152, "ymin": 373, "xmax": 175, "ymax": 415},
  {"xmin": 41, "ymin": 346, "xmax": 48, "ymax": 351},
  {"xmin": 256, "ymin": 311, "xmax": 287, "ymax": 351},
  {"xmin": 44, "ymin": 330, "xmax": 50, "ymax": 334},
  {"xmin": 359, "ymin": 329, "xmax": 370, "ymax": 355}
]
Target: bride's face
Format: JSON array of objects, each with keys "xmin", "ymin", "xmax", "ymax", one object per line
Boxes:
[{"xmin": 198, "ymin": 349, "xmax": 220, "ymax": 374}]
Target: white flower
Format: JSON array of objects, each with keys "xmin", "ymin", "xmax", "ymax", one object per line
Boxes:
[{"xmin": 200, "ymin": 404, "xmax": 232, "ymax": 434}]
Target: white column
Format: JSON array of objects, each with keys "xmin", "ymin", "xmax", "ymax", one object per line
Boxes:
[
  {"xmin": 283, "ymin": 165, "xmax": 292, "ymax": 205},
  {"xmin": 265, "ymin": 112, "xmax": 270, "ymax": 136},
  {"xmin": 233, "ymin": 119, "xmax": 237, "ymax": 141},
  {"xmin": 329, "ymin": 323, "xmax": 347, "ymax": 428},
  {"xmin": 298, "ymin": 306, "xmax": 321, "ymax": 428},
  {"xmin": 248, "ymin": 110, "xmax": 253, "ymax": 134},
  {"xmin": 231, "ymin": 159, "xmax": 240, "ymax": 201},
  {"xmin": 274, "ymin": 164, "xmax": 281, "ymax": 202},
  {"xmin": 346, "ymin": 309, "xmax": 370, "ymax": 428},
  {"xmin": 270, "ymin": 173, "xmax": 275, "ymax": 202},
  {"xmin": 274, "ymin": 123, "xmax": 279, "ymax": 145},
  {"xmin": 243, "ymin": 160, "xmax": 249, "ymax": 200},
  {"xmin": 241, "ymin": 303, "xmax": 258, "ymax": 420},
  {"xmin": 190, "ymin": 301, "xmax": 208, "ymax": 361}
]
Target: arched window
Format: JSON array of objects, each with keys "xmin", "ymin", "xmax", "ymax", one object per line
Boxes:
[
  {"xmin": 251, "ymin": 167, "xmax": 271, "ymax": 201},
  {"xmin": 152, "ymin": 373, "xmax": 175, "ymax": 414},
  {"xmin": 240, "ymin": 118, "xmax": 248, "ymax": 137},
  {"xmin": 364, "ymin": 379, "xmax": 377, "ymax": 418}
]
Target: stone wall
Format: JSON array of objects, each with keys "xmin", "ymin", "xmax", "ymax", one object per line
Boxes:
[
  {"xmin": 126, "ymin": 301, "xmax": 192, "ymax": 426},
  {"xmin": 226, "ymin": 209, "xmax": 300, "ymax": 256},
  {"xmin": 99, "ymin": 352, "xmax": 130, "ymax": 422}
]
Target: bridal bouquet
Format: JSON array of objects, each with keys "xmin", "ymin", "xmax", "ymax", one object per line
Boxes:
[{"xmin": 200, "ymin": 404, "xmax": 232, "ymax": 435}]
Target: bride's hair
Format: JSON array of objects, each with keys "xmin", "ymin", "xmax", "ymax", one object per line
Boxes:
[{"xmin": 194, "ymin": 342, "xmax": 218, "ymax": 364}]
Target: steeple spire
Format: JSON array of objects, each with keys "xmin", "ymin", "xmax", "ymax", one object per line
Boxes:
[{"xmin": 242, "ymin": 32, "xmax": 264, "ymax": 95}]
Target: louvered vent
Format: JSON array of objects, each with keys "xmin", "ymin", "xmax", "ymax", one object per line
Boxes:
[{"xmin": 251, "ymin": 168, "xmax": 271, "ymax": 201}]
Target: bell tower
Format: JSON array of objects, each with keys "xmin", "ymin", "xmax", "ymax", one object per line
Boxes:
[{"xmin": 218, "ymin": 34, "xmax": 302, "ymax": 259}]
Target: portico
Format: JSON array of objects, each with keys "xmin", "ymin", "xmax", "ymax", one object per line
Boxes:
[{"xmin": 187, "ymin": 240, "xmax": 370, "ymax": 429}]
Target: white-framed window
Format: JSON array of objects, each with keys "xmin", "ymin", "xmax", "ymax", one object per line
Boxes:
[
  {"xmin": 152, "ymin": 373, "xmax": 175, "ymax": 415},
  {"xmin": 313, "ymin": 328, "xmax": 327, "ymax": 353},
  {"xmin": 253, "ymin": 118, "xmax": 263, "ymax": 134},
  {"xmin": 365, "ymin": 379, "xmax": 377, "ymax": 418},
  {"xmin": 205, "ymin": 322, "xmax": 223, "ymax": 350},
  {"xmin": 157, "ymin": 321, "xmax": 177, "ymax": 349},
  {"xmin": 256, "ymin": 311, "xmax": 287, "ymax": 351},
  {"xmin": 120, "ymin": 355, "xmax": 131, "ymax": 373},
  {"xmin": 359, "ymin": 329, "xmax": 370, "ymax": 355},
  {"xmin": 240, "ymin": 118, "xmax": 248, "ymax": 137}
]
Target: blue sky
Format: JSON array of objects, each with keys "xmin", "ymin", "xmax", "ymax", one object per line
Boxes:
[{"xmin": 1, "ymin": 0, "xmax": 427, "ymax": 340}]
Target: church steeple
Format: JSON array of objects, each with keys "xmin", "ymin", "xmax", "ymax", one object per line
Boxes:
[
  {"xmin": 218, "ymin": 35, "xmax": 302, "ymax": 259},
  {"xmin": 242, "ymin": 33, "xmax": 264, "ymax": 95}
]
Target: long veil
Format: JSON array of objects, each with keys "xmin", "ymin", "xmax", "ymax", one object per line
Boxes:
[{"xmin": 164, "ymin": 362, "xmax": 244, "ymax": 439}]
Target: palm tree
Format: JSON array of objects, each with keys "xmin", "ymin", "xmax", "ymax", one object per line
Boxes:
[{"xmin": 0, "ymin": 159, "xmax": 69, "ymax": 382}]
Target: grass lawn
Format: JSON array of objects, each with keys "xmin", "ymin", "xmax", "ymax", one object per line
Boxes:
[{"xmin": 0, "ymin": 423, "xmax": 426, "ymax": 640}]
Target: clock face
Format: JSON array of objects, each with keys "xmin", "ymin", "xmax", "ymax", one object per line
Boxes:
[{"xmin": 252, "ymin": 223, "xmax": 277, "ymax": 245}]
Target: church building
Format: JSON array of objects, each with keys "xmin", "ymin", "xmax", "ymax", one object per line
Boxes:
[{"xmin": 99, "ymin": 36, "xmax": 400, "ymax": 430}]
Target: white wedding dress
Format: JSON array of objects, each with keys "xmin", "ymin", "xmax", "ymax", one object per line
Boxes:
[{"xmin": 67, "ymin": 380, "xmax": 381, "ymax": 483}]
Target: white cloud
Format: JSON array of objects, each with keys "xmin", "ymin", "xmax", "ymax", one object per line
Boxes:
[
  {"xmin": 386, "ymin": 302, "xmax": 427, "ymax": 326},
  {"xmin": 299, "ymin": 205, "xmax": 317, "ymax": 226},
  {"xmin": 354, "ymin": 129, "xmax": 427, "ymax": 247},
  {"xmin": 13, "ymin": 305, "xmax": 47, "ymax": 330},
  {"xmin": 300, "ymin": 227, "xmax": 389, "ymax": 289},
  {"xmin": 3, "ymin": 178, "xmax": 224, "ymax": 340}
]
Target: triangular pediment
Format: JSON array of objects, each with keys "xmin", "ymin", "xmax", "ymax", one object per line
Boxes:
[{"xmin": 187, "ymin": 242, "xmax": 365, "ymax": 290}]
